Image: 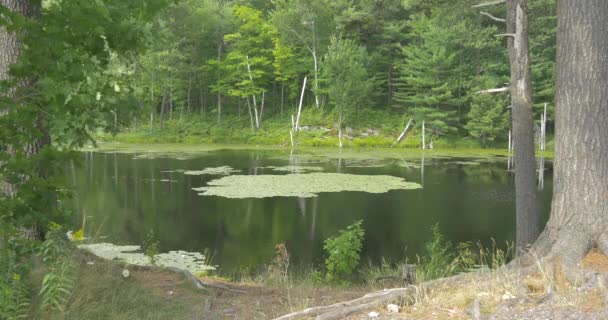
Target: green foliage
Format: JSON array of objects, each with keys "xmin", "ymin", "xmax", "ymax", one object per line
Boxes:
[
  {"xmin": 0, "ymin": 229, "xmax": 33, "ymax": 320},
  {"xmin": 323, "ymin": 220, "xmax": 365, "ymax": 284},
  {"xmin": 39, "ymin": 223, "xmax": 77, "ymax": 313},
  {"xmin": 141, "ymin": 229, "xmax": 161, "ymax": 265},
  {"xmin": 465, "ymin": 93, "xmax": 510, "ymax": 145},
  {"xmin": 417, "ymin": 224, "xmax": 455, "ymax": 281},
  {"xmin": 320, "ymin": 36, "xmax": 375, "ymax": 125}
]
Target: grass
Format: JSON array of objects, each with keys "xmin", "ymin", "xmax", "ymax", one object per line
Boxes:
[
  {"xmin": 26, "ymin": 224, "xmax": 605, "ymax": 319},
  {"xmin": 30, "ymin": 251, "xmax": 206, "ymax": 320}
]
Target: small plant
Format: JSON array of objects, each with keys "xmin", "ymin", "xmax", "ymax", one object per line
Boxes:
[
  {"xmin": 39, "ymin": 223, "xmax": 77, "ymax": 313},
  {"xmin": 417, "ymin": 224, "xmax": 456, "ymax": 281},
  {"xmin": 141, "ymin": 229, "xmax": 160, "ymax": 265},
  {"xmin": 323, "ymin": 220, "xmax": 365, "ymax": 284},
  {"xmin": 0, "ymin": 229, "xmax": 32, "ymax": 320},
  {"xmin": 271, "ymin": 242, "xmax": 290, "ymax": 282}
]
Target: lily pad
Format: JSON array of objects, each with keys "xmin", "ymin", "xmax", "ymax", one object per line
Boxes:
[
  {"xmin": 193, "ymin": 172, "xmax": 421, "ymax": 198},
  {"xmin": 79, "ymin": 243, "xmax": 216, "ymax": 274},
  {"xmin": 183, "ymin": 166, "xmax": 242, "ymax": 175}
]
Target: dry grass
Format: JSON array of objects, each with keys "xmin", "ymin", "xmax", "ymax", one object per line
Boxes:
[{"xmin": 350, "ymin": 250, "xmax": 608, "ymax": 319}]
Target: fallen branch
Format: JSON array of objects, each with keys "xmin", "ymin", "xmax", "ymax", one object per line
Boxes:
[
  {"xmin": 471, "ymin": 0, "xmax": 505, "ymax": 8},
  {"xmin": 495, "ymin": 33, "xmax": 516, "ymax": 38},
  {"xmin": 274, "ymin": 287, "xmax": 416, "ymax": 320},
  {"xmin": 393, "ymin": 118, "xmax": 414, "ymax": 146},
  {"xmin": 274, "ymin": 271, "xmax": 493, "ymax": 320},
  {"xmin": 480, "ymin": 11, "xmax": 506, "ymax": 22},
  {"xmin": 477, "ymin": 87, "xmax": 510, "ymax": 94}
]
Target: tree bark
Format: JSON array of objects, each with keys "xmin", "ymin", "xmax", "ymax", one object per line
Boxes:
[
  {"xmin": 158, "ymin": 91, "xmax": 167, "ymax": 130},
  {"xmin": 506, "ymin": 0, "xmax": 539, "ymax": 252},
  {"xmin": 0, "ymin": 0, "xmax": 44, "ymax": 239},
  {"xmin": 533, "ymin": 0, "xmax": 608, "ymax": 276}
]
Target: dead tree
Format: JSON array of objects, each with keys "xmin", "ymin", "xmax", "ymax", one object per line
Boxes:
[{"xmin": 473, "ymin": 0, "xmax": 539, "ymax": 253}]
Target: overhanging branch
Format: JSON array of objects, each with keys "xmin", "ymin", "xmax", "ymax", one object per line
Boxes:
[
  {"xmin": 477, "ymin": 87, "xmax": 510, "ymax": 94},
  {"xmin": 471, "ymin": 0, "xmax": 506, "ymax": 8},
  {"xmin": 480, "ymin": 11, "xmax": 506, "ymax": 22}
]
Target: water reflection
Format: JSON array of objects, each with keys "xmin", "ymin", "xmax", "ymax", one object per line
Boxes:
[{"xmin": 69, "ymin": 150, "xmax": 553, "ymax": 274}]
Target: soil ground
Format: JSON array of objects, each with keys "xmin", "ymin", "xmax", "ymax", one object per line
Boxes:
[{"xmin": 65, "ymin": 250, "xmax": 608, "ymax": 319}]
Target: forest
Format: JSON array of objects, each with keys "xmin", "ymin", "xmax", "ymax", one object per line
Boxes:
[
  {"xmin": 1, "ymin": 0, "xmax": 606, "ymax": 319},
  {"xmin": 105, "ymin": 0, "xmax": 556, "ymax": 148}
]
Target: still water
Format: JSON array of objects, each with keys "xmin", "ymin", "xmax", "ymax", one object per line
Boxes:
[{"xmin": 70, "ymin": 148, "xmax": 553, "ymax": 273}]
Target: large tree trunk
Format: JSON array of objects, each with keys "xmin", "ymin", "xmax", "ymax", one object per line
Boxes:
[
  {"xmin": 533, "ymin": 0, "xmax": 608, "ymax": 276},
  {"xmin": 506, "ymin": 0, "xmax": 539, "ymax": 252},
  {"xmin": 1, "ymin": 0, "xmax": 44, "ymax": 240}
]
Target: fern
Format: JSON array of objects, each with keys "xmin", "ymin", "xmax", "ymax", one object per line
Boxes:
[{"xmin": 38, "ymin": 224, "xmax": 77, "ymax": 314}]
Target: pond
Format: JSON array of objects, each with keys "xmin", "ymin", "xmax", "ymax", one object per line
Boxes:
[{"xmin": 69, "ymin": 146, "xmax": 553, "ymax": 274}]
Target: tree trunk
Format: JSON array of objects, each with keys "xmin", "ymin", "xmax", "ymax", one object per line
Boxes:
[
  {"xmin": 159, "ymin": 91, "xmax": 167, "ymax": 130},
  {"xmin": 246, "ymin": 96, "xmax": 254, "ymax": 130},
  {"xmin": 280, "ymin": 82, "xmax": 284, "ymax": 115},
  {"xmin": 507, "ymin": 0, "xmax": 539, "ymax": 252},
  {"xmin": 169, "ymin": 71, "xmax": 173, "ymax": 121},
  {"xmin": 0, "ymin": 0, "xmax": 43, "ymax": 239},
  {"xmin": 532, "ymin": 0, "xmax": 608, "ymax": 277},
  {"xmin": 187, "ymin": 76, "xmax": 192, "ymax": 114}
]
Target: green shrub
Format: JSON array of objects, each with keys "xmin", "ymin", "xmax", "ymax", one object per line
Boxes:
[
  {"xmin": 141, "ymin": 229, "xmax": 160, "ymax": 265},
  {"xmin": 417, "ymin": 224, "xmax": 456, "ymax": 281},
  {"xmin": 323, "ymin": 220, "xmax": 365, "ymax": 284}
]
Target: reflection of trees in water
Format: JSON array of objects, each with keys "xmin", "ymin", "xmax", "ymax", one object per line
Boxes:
[{"xmin": 71, "ymin": 152, "xmax": 553, "ymax": 274}]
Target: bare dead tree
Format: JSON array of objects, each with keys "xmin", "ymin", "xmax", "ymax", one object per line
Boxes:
[{"xmin": 473, "ymin": 0, "xmax": 539, "ymax": 253}]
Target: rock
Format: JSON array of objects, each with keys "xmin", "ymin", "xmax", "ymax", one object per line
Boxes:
[
  {"xmin": 501, "ymin": 291, "xmax": 516, "ymax": 301},
  {"xmin": 387, "ymin": 303, "xmax": 400, "ymax": 313},
  {"xmin": 345, "ymin": 127, "xmax": 354, "ymax": 133},
  {"xmin": 368, "ymin": 311, "xmax": 380, "ymax": 318},
  {"xmin": 467, "ymin": 299, "xmax": 481, "ymax": 320}
]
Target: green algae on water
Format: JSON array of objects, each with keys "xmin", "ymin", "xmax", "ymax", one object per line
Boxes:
[
  {"xmin": 79, "ymin": 243, "xmax": 216, "ymax": 274},
  {"xmin": 193, "ymin": 172, "xmax": 421, "ymax": 198},
  {"xmin": 263, "ymin": 165, "xmax": 324, "ymax": 173},
  {"xmin": 183, "ymin": 166, "xmax": 242, "ymax": 175}
]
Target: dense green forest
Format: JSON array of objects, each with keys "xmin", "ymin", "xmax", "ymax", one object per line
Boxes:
[{"xmin": 104, "ymin": 0, "xmax": 556, "ymax": 147}]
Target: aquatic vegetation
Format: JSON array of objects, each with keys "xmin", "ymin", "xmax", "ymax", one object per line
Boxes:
[
  {"xmin": 132, "ymin": 152, "xmax": 198, "ymax": 160},
  {"xmin": 192, "ymin": 172, "xmax": 421, "ymax": 198},
  {"xmin": 263, "ymin": 165, "xmax": 324, "ymax": 173},
  {"xmin": 449, "ymin": 161, "xmax": 482, "ymax": 166},
  {"xmin": 345, "ymin": 163, "xmax": 386, "ymax": 168},
  {"xmin": 183, "ymin": 166, "xmax": 242, "ymax": 175},
  {"xmin": 78, "ymin": 243, "xmax": 216, "ymax": 274},
  {"xmin": 397, "ymin": 162, "xmax": 422, "ymax": 169}
]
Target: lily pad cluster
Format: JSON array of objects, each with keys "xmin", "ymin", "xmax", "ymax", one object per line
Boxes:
[
  {"xmin": 193, "ymin": 172, "xmax": 422, "ymax": 198},
  {"xmin": 183, "ymin": 166, "xmax": 242, "ymax": 175},
  {"xmin": 79, "ymin": 243, "xmax": 216, "ymax": 274}
]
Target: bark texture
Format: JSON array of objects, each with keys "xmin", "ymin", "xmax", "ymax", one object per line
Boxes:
[
  {"xmin": 0, "ymin": 0, "xmax": 38, "ymax": 198},
  {"xmin": 506, "ymin": 0, "xmax": 539, "ymax": 252},
  {"xmin": 534, "ymin": 0, "xmax": 608, "ymax": 272}
]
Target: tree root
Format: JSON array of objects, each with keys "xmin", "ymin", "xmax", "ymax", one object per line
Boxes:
[
  {"xmin": 276, "ymin": 230, "xmax": 608, "ymax": 320},
  {"xmin": 124, "ymin": 263, "xmax": 247, "ymax": 293}
]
